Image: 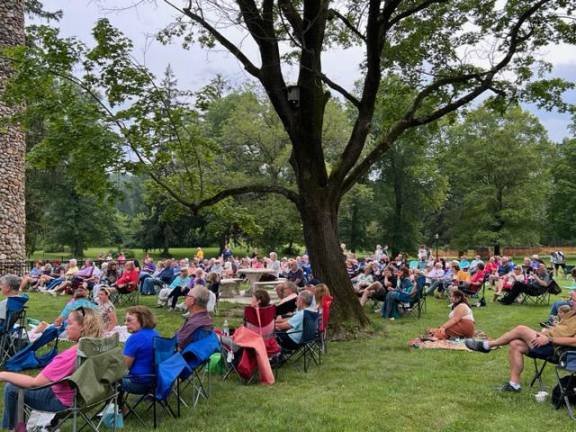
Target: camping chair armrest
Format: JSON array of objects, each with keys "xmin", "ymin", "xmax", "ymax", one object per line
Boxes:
[
  {"xmin": 12, "ymin": 376, "xmax": 72, "ymax": 392},
  {"xmin": 553, "ymin": 345, "xmax": 576, "ymax": 370}
]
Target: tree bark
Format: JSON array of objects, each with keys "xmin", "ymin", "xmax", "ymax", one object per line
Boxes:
[{"xmin": 298, "ymin": 187, "xmax": 370, "ymax": 330}]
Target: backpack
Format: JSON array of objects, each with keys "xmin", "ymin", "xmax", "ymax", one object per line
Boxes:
[
  {"xmin": 552, "ymin": 375, "xmax": 576, "ymax": 409},
  {"xmin": 548, "ymin": 280, "xmax": 562, "ymax": 295}
]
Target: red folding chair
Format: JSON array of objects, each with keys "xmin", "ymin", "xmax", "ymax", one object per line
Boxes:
[{"xmin": 318, "ymin": 295, "xmax": 333, "ymax": 354}]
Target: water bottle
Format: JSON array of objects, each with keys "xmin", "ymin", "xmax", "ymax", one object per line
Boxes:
[{"xmin": 223, "ymin": 319, "xmax": 229, "ymax": 336}]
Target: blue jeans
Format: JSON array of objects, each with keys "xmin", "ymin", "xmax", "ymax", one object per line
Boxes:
[
  {"xmin": 382, "ymin": 291, "xmax": 413, "ymax": 318},
  {"xmin": 119, "ymin": 377, "xmax": 154, "ymax": 408},
  {"xmin": 549, "ymin": 300, "xmax": 572, "ymax": 318},
  {"xmin": 141, "ymin": 278, "xmax": 162, "ymax": 295},
  {"xmin": 46, "ymin": 277, "xmax": 63, "ymax": 290},
  {"xmin": 3, "ymin": 383, "xmax": 67, "ymax": 429}
]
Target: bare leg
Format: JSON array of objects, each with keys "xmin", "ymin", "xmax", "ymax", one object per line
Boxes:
[
  {"xmin": 508, "ymin": 339, "xmax": 529, "ymax": 384},
  {"xmin": 359, "ymin": 282, "xmax": 382, "ymax": 306},
  {"xmin": 487, "ymin": 325, "xmax": 539, "ymax": 349}
]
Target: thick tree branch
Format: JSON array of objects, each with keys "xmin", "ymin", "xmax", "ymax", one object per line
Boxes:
[
  {"xmin": 388, "ymin": 0, "xmax": 449, "ymax": 27},
  {"xmin": 328, "ymin": 8, "xmax": 367, "ymax": 42},
  {"xmin": 341, "ymin": 0, "xmax": 551, "ymax": 195},
  {"xmin": 189, "ymin": 184, "xmax": 300, "ymax": 212},
  {"xmin": 279, "ymin": 0, "xmax": 303, "ymax": 44},
  {"xmin": 162, "ymin": 1, "xmax": 262, "ymax": 80},
  {"xmin": 320, "ymin": 72, "xmax": 360, "ymax": 107},
  {"xmin": 328, "ymin": 0, "xmax": 383, "ymax": 191}
]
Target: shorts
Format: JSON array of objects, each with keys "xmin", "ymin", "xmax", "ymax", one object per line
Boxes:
[{"xmin": 528, "ymin": 343, "xmax": 555, "ymax": 360}]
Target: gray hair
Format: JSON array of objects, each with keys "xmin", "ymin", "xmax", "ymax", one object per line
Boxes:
[
  {"xmin": 0, "ymin": 274, "xmax": 21, "ymax": 292},
  {"xmin": 298, "ymin": 290, "xmax": 313, "ymax": 307},
  {"xmin": 189, "ymin": 286, "xmax": 211, "ymax": 308}
]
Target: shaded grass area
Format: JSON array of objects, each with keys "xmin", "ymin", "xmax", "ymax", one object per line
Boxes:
[{"xmin": 10, "ymin": 285, "xmax": 576, "ymax": 432}]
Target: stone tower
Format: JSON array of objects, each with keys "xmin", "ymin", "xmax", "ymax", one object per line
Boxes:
[{"xmin": 0, "ymin": 1, "xmax": 26, "ymax": 270}]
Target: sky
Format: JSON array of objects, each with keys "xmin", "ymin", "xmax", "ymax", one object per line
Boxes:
[{"xmin": 36, "ymin": 0, "xmax": 575, "ymax": 142}]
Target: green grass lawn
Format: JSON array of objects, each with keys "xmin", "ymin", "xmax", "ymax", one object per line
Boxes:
[
  {"xmin": 30, "ymin": 247, "xmax": 251, "ymax": 261},
  {"xmin": 10, "ymin": 281, "xmax": 576, "ymax": 432}
]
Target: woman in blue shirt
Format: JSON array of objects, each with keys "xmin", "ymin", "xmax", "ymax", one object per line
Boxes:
[{"xmin": 118, "ymin": 305, "xmax": 159, "ymax": 410}]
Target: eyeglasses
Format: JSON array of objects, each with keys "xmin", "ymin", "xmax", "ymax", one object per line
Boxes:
[{"xmin": 77, "ymin": 306, "xmax": 86, "ymax": 317}]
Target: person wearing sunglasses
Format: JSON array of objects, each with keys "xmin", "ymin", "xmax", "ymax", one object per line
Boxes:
[{"xmin": 0, "ymin": 309, "xmax": 103, "ymax": 430}]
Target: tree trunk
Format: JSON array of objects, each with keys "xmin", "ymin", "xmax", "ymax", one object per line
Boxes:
[
  {"xmin": 299, "ymin": 190, "xmax": 369, "ymax": 331},
  {"xmin": 0, "ymin": 0, "xmax": 26, "ymax": 271}
]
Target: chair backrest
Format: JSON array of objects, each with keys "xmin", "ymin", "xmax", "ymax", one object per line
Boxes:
[
  {"xmin": 244, "ymin": 305, "xmax": 276, "ymax": 338},
  {"xmin": 1, "ymin": 295, "xmax": 29, "ymax": 333},
  {"xmin": 301, "ymin": 310, "xmax": 320, "ymax": 344},
  {"xmin": 319, "ymin": 296, "xmax": 333, "ymax": 332},
  {"xmin": 154, "ymin": 335, "xmax": 177, "ymax": 366},
  {"xmin": 77, "ymin": 333, "xmax": 119, "ymax": 362}
]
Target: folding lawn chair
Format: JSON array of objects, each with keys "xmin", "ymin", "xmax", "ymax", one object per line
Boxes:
[
  {"xmin": 275, "ymin": 310, "xmax": 321, "ymax": 373},
  {"xmin": 111, "ymin": 285, "xmax": 139, "ymax": 307},
  {"xmin": 17, "ymin": 333, "xmax": 126, "ymax": 432},
  {"xmin": 527, "ymin": 349, "xmax": 558, "ymax": 392},
  {"xmin": 553, "ymin": 348, "xmax": 576, "ymax": 419},
  {"xmin": 460, "ymin": 275, "xmax": 488, "ymax": 307},
  {"xmin": 123, "ymin": 336, "xmax": 181, "ymax": 428},
  {"xmin": 179, "ymin": 330, "xmax": 219, "ymax": 407},
  {"xmin": 521, "ymin": 286, "xmax": 553, "ymax": 306},
  {"xmin": 0, "ymin": 295, "xmax": 29, "ymax": 367},
  {"xmin": 5, "ymin": 324, "xmax": 62, "ymax": 372},
  {"xmin": 224, "ymin": 305, "xmax": 281, "ymax": 383},
  {"xmin": 398, "ymin": 275, "xmax": 427, "ymax": 318},
  {"xmin": 317, "ymin": 295, "xmax": 333, "ymax": 355}
]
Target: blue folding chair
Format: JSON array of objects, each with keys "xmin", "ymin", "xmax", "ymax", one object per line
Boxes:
[
  {"xmin": 123, "ymin": 335, "xmax": 180, "ymax": 429},
  {"xmin": 0, "ymin": 295, "xmax": 29, "ymax": 367}
]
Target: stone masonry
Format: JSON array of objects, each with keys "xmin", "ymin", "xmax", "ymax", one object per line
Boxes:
[{"xmin": 0, "ymin": 1, "xmax": 26, "ymax": 268}]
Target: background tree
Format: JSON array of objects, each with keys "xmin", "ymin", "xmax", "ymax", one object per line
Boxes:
[
  {"xmin": 440, "ymin": 104, "xmax": 552, "ymax": 253},
  {"xmin": 546, "ymin": 138, "xmax": 576, "ymax": 244}
]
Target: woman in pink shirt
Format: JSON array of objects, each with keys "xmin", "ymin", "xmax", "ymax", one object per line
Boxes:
[{"xmin": 0, "ymin": 308, "xmax": 104, "ymax": 430}]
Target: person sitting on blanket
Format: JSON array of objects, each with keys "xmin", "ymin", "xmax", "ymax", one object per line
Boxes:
[
  {"xmin": 0, "ymin": 308, "xmax": 103, "ymax": 430},
  {"xmin": 465, "ymin": 300, "xmax": 576, "ymax": 392},
  {"xmin": 498, "ymin": 262, "xmax": 550, "ymax": 305},
  {"xmin": 427, "ymin": 290, "xmax": 475, "ymax": 340},
  {"xmin": 275, "ymin": 290, "xmax": 315, "ymax": 351},
  {"xmin": 0, "ymin": 274, "xmax": 26, "ymax": 324},
  {"xmin": 175, "ymin": 286, "xmax": 213, "ymax": 351},
  {"xmin": 118, "ymin": 306, "xmax": 159, "ymax": 412}
]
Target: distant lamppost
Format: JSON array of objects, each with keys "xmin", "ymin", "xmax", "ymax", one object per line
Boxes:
[{"xmin": 434, "ymin": 234, "xmax": 439, "ymax": 260}]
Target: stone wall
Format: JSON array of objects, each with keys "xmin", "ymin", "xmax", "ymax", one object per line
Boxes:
[{"xmin": 0, "ymin": 0, "xmax": 26, "ymax": 267}]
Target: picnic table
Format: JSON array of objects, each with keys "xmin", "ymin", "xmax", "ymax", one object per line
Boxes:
[
  {"xmin": 220, "ymin": 278, "xmax": 243, "ymax": 298},
  {"xmin": 237, "ymin": 268, "xmax": 279, "ymax": 293}
]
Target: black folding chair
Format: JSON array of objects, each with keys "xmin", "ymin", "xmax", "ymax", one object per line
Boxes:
[
  {"xmin": 554, "ymin": 348, "xmax": 576, "ymax": 419},
  {"xmin": 275, "ymin": 310, "xmax": 321, "ymax": 373}
]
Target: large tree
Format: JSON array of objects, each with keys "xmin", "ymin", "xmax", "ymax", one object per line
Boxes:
[
  {"xmin": 151, "ymin": 0, "xmax": 574, "ymax": 327},
  {"xmin": 4, "ymin": 1, "xmax": 576, "ymax": 329}
]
